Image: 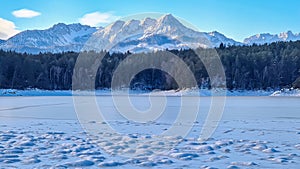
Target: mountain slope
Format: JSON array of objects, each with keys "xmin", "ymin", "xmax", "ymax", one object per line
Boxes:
[
  {"xmin": 244, "ymin": 31, "xmax": 300, "ymax": 45},
  {"xmin": 0, "ymin": 23, "xmax": 97, "ymax": 53},
  {"xmin": 0, "ymin": 39, "xmax": 5, "ymax": 44}
]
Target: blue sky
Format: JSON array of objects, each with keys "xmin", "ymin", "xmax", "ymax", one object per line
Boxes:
[{"xmin": 0, "ymin": 0, "xmax": 299, "ymax": 41}]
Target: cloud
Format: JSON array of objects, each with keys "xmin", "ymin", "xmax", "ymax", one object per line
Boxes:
[
  {"xmin": 12, "ymin": 9, "xmax": 41, "ymax": 18},
  {"xmin": 0, "ymin": 18, "xmax": 20, "ymax": 40},
  {"xmin": 79, "ymin": 12, "xmax": 119, "ymax": 27}
]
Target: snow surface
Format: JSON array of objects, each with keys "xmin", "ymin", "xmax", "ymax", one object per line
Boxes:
[
  {"xmin": 0, "ymin": 96, "xmax": 299, "ymax": 168},
  {"xmin": 270, "ymin": 88, "xmax": 300, "ymax": 96},
  {"xmin": 0, "ymin": 88, "xmax": 276, "ymax": 96}
]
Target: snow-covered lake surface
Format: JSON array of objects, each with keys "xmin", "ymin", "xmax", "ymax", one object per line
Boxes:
[
  {"xmin": 0, "ymin": 96, "xmax": 299, "ymax": 168},
  {"xmin": 0, "ymin": 88, "xmax": 276, "ymax": 96}
]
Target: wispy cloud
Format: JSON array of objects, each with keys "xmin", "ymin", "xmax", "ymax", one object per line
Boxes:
[
  {"xmin": 12, "ymin": 9, "xmax": 41, "ymax": 18},
  {"xmin": 0, "ymin": 18, "xmax": 20, "ymax": 40},
  {"xmin": 79, "ymin": 12, "xmax": 119, "ymax": 27}
]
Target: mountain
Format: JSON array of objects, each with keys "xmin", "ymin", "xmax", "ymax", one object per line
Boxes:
[
  {"xmin": 244, "ymin": 31, "xmax": 300, "ymax": 45},
  {"xmin": 1, "ymin": 14, "xmax": 300, "ymax": 54},
  {"xmin": 85, "ymin": 14, "xmax": 242, "ymax": 53},
  {"xmin": 0, "ymin": 23, "xmax": 97, "ymax": 53},
  {"xmin": 0, "ymin": 14, "xmax": 243, "ymax": 54},
  {"xmin": 0, "ymin": 15, "xmax": 241, "ymax": 53},
  {"xmin": 9, "ymin": 14, "xmax": 300, "ymax": 54}
]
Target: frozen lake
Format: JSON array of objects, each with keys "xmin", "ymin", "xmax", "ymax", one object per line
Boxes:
[{"xmin": 0, "ymin": 96, "xmax": 299, "ymax": 168}]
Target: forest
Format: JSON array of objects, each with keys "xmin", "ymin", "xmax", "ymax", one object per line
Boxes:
[{"xmin": 0, "ymin": 40, "xmax": 300, "ymax": 91}]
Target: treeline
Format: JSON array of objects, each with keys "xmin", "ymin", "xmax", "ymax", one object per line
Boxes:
[{"xmin": 0, "ymin": 40, "xmax": 300, "ymax": 90}]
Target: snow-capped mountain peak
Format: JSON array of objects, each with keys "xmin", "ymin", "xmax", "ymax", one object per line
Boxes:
[
  {"xmin": 158, "ymin": 14, "xmax": 182, "ymax": 26},
  {"xmin": 142, "ymin": 17, "xmax": 157, "ymax": 28},
  {"xmin": 153, "ymin": 14, "xmax": 193, "ymax": 37},
  {"xmin": 122, "ymin": 19, "xmax": 142, "ymax": 33},
  {"xmin": 279, "ymin": 30, "xmax": 294, "ymax": 40},
  {"xmin": 103, "ymin": 20, "xmax": 125, "ymax": 37}
]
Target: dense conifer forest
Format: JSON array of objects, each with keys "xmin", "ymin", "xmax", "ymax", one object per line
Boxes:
[{"xmin": 0, "ymin": 40, "xmax": 300, "ymax": 90}]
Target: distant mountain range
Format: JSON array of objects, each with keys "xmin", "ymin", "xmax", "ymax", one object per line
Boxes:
[
  {"xmin": 244, "ymin": 31, "xmax": 300, "ymax": 45},
  {"xmin": 0, "ymin": 14, "xmax": 299, "ymax": 54}
]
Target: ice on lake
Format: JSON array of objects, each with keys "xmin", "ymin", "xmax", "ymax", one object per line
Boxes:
[{"xmin": 0, "ymin": 96, "xmax": 299, "ymax": 168}]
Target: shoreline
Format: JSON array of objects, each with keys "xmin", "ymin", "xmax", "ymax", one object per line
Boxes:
[{"xmin": 1, "ymin": 88, "xmax": 299, "ymax": 97}]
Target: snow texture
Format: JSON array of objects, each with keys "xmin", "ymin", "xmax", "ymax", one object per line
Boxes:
[{"xmin": 0, "ymin": 96, "xmax": 299, "ymax": 168}]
